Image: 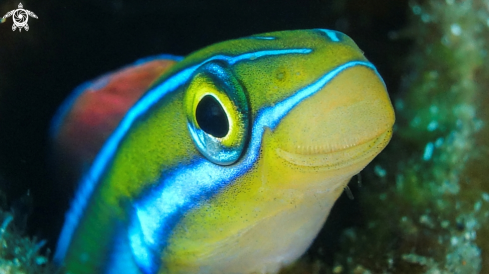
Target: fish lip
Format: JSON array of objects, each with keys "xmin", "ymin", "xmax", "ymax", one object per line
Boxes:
[{"xmin": 275, "ymin": 129, "xmax": 393, "ymax": 168}]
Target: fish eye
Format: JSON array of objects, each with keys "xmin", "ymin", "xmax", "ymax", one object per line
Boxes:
[
  {"xmin": 184, "ymin": 61, "xmax": 250, "ymax": 165},
  {"xmin": 195, "ymin": 95, "xmax": 229, "ymax": 138}
]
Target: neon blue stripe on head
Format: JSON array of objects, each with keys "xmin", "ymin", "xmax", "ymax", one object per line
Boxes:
[
  {"xmin": 128, "ymin": 60, "xmax": 378, "ymax": 272},
  {"xmin": 224, "ymin": 48, "xmax": 311, "ymax": 65},
  {"xmin": 54, "ymin": 48, "xmax": 312, "ymax": 266},
  {"xmin": 316, "ymin": 29, "xmax": 341, "ymax": 42},
  {"xmin": 248, "ymin": 36, "xmax": 276, "ymax": 40}
]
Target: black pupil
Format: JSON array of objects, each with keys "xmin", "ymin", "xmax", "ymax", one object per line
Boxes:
[{"xmin": 196, "ymin": 95, "xmax": 229, "ymax": 138}]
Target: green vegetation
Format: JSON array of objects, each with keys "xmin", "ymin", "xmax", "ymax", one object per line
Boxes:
[{"xmin": 0, "ymin": 206, "xmax": 56, "ymax": 273}]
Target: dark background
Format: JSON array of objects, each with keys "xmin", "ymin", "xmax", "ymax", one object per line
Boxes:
[{"xmin": 0, "ymin": 0, "xmax": 409, "ymax": 263}]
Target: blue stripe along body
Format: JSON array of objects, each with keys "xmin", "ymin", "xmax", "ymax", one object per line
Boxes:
[{"xmin": 52, "ymin": 29, "xmax": 395, "ymax": 274}]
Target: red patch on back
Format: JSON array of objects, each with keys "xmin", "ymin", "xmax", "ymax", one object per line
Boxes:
[{"xmin": 52, "ymin": 58, "xmax": 178, "ymax": 188}]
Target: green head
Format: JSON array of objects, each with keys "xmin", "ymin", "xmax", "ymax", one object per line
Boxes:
[{"xmin": 54, "ymin": 29, "xmax": 394, "ymax": 274}]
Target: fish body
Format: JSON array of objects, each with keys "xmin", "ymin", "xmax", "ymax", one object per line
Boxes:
[{"xmin": 51, "ymin": 29, "xmax": 395, "ymax": 274}]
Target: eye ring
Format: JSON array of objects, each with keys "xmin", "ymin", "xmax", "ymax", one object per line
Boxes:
[{"xmin": 184, "ymin": 61, "xmax": 250, "ymax": 165}]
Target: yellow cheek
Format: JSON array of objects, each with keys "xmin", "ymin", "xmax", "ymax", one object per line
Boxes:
[
  {"xmin": 160, "ymin": 130, "xmax": 354, "ymax": 274},
  {"xmin": 272, "ymin": 65, "xmax": 395, "ymax": 158}
]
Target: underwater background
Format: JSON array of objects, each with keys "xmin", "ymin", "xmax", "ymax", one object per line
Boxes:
[{"xmin": 0, "ymin": 0, "xmax": 488, "ymax": 273}]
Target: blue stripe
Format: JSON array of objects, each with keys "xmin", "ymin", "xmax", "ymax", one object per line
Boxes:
[
  {"xmin": 49, "ymin": 54, "xmax": 184, "ymax": 139},
  {"xmin": 316, "ymin": 29, "xmax": 341, "ymax": 42},
  {"xmin": 248, "ymin": 36, "xmax": 276, "ymax": 40},
  {"xmin": 54, "ymin": 48, "xmax": 312, "ymax": 265},
  {"xmin": 106, "ymin": 225, "xmax": 142, "ymax": 274},
  {"xmin": 127, "ymin": 60, "xmax": 377, "ymax": 273}
]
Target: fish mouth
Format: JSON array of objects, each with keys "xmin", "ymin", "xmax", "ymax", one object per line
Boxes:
[
  {"xmin": 275, "ymin": 129, "xmax": 392, "ymax": 168},
  {"xmin": 268, "ymin": 65, "xmax": 395, "ymax": 170}
]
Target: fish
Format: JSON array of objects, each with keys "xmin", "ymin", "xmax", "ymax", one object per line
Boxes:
[{"xmin": 51, "ymin": 29, "xmax": 395, "ymax": 274}]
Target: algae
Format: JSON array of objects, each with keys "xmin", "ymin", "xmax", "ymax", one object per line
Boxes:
[
  {"xmin": 316, "ymin": 0, "xmax": 489, "ymax": 273},
  {"xmin": 0, "ymin": 190, "xmax": 56, "ymax": 274}
]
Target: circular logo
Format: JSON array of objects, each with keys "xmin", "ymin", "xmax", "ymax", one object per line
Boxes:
[
  {"xmin": 13, "ymin": 9, "xmax": 28, "ymax": 28},
  {"xmin": 2, "ymin": 3, "xmax": 38, "ymax": 32}
]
